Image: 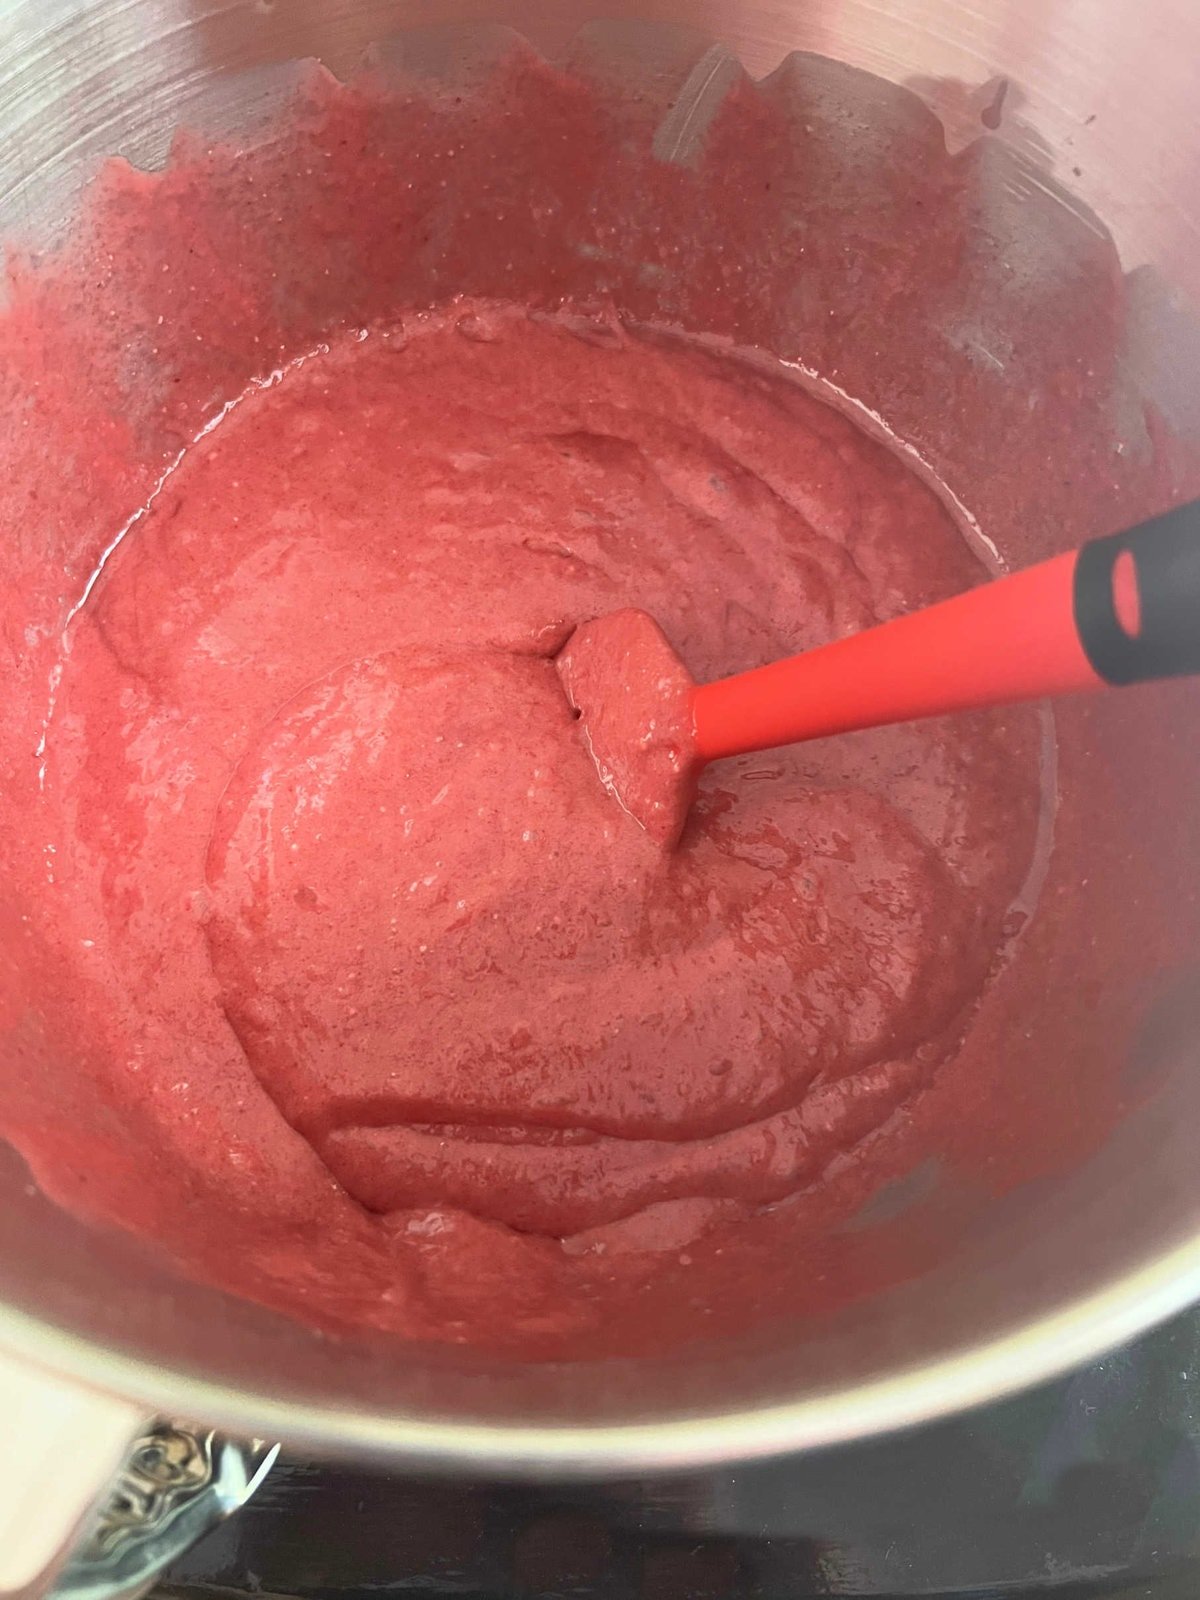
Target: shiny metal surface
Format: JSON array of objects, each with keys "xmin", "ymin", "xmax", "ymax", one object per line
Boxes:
[
  {"xmin": 4, "ymin": 0, "xmax": 1199, "ymax": 298},
  {"xmin": 0, "ymin": 0, "xmax": 1198, "ymax": 1475},
  {"xmin": 53, "ymin": 1424, "xmax": 278, "ymax": 1600},
  {"xmin": 0, "ymin": 1354, "xmax": 277, "ymax": 1600}
]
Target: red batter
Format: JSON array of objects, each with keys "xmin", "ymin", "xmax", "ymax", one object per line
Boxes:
[
  {"xmin": 558, "ymin": 607, "xmax": 701, "ymax": 846},
  {"xmin": 45, "ymin": 303, "xmax": 1041, "ymax": 1278},
  {"xmin": 3, "ymin": 43, "xmax": 1194, "ymax": 1359}
]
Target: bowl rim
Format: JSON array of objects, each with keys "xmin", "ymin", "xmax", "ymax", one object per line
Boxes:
[{"xmin": 3, "ymin": 1232, "xmax": 1199, "ymax": 1472}]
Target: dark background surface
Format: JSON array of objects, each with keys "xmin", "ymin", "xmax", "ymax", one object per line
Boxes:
[{"xmin": 155, "ymin": 1306, "xmax": 1200, "ymax": 1599}]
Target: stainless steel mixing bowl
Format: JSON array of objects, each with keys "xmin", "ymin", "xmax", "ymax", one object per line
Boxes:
[{"xmin": 0, "ymin": 1, "xmax": 1198, "ymax": 1593}]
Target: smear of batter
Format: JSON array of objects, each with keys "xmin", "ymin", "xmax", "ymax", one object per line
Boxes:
[
  {"xmin": 558, "ymin": 606, "xmax": 701, "ymax": 846},
  {"xmin": 47, "ymin": 303, "xmax": 1042, "ymax": 1263}
]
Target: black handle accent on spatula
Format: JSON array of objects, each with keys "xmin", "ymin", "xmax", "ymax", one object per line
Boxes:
[{"xmin": 1074, "ymin": 498, "xmax": 1200, "ymax": 685}]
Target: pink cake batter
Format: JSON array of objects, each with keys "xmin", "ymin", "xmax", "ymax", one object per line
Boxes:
[
  {"xmin": 43, "ymin": 301, "xmax": 1040, "ymax": 1300},
  {"xmin": 2, "ymin": 44, "xmax": 1196, "ymax": 1359}
]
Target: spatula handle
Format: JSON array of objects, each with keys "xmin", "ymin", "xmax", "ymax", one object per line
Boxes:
[{"xmin": 1075, "ymin": 498, "xmax": 1200, "ymax": 684}]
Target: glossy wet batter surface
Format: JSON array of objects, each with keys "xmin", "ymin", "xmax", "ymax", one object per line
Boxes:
[{"xmin": 46, "ymin": 304, "xmax": 1042, "ymax": 1274}]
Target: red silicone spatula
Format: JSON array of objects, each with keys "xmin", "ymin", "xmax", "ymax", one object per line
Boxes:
[{"xmin": 557, "ymin": 498, "xmax": 1200, "ymax": 846}]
